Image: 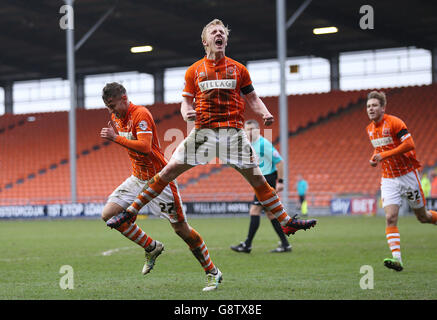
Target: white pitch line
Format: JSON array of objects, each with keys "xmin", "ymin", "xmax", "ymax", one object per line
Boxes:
[
  {"xmin": 0, "ymin": 256, "xmax": 41, "ymax": 263},
  {"xmin": 101, "ymin": 246, "xmax": 134, "ymax": 256}
]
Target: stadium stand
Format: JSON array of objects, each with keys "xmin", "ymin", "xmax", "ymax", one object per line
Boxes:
[
  {"xmin": 242, "ymin": 89, "xmax": 366, "ymax": 142},
  {"xmin": 174, "ymin": 84, "xmax": 437, "ymax": 206},
  {"xmin": 1, "ymin": 84, "xmax": 436, "ymax": 207}
]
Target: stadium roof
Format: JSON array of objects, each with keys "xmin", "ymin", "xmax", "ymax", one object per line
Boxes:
[{"xmin": 1, "ymin": 0, "xmax": 436, "ymax": 82}]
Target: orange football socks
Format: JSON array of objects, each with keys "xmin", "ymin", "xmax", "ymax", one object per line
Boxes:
[
  {"xmin": 116, "ymin": 221, "xmax": 154, "ymax": 250},
  {"xmin": 254, "ymin": 182, "xmax": 290, "ymax": 226},
  {"xmin": 185, "ymin": 228, "xmax": 216, "ymax": 273},
  {"xmin": 127, "ymin": 174, "xmax": 169, "ymax": 215},
  {"xmin": 386, "ymin": 226, "xmax": 402, "ymax": 262}
]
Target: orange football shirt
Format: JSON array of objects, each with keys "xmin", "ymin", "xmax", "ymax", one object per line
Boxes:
[
  {"xmin": 182, "ymin": 56, "xmax": 252, "ymax": 129},
  {"xmin": 111, "ymin": 103, "xmax": 167, "ymax": 180},
  {"xmin": 366, "ymin": 114, "xmax": 421, "ymax": 178}
]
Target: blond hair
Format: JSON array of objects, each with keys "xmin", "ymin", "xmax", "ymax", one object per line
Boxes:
[
  {"xmin": 367, "ymin": 90, "xmax": 387, "ymax": 107},
  {"xmin": 201, "ymin": 19, "xmax": 230, "ymax": 51}
]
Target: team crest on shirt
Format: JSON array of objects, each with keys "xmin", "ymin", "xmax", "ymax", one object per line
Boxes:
[
  {"xmin": 138, "ymin": 120, "xmax": 148, "ymax": 131},
  {"xmin": 199, "ymin": 72, "xmax": 206, "ymax": 78},
  {"xmin": 227, "ymin": 66, "xmax": 236, "ymax": 76},
  {"xmin": 383, "ymin": 127, "xmax": 391, "ymax": 136}
]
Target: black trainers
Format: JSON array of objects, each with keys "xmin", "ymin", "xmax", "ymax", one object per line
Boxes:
[
  {"xmin": 282, "ymin": 214, "xmax": 317, "ymax": 236},
  {"xmin": 270, "ymin": 242, "xmax": 292, "ymax": 253},
  {"xmin": 230, "ymin": 242, "xmax": 251, "ymax": 253},
  {"xmin": 383, "ymin": 258, "xmax": 403, "ymax": 272},
  {"xmin": 106, "ymin": 210, "xmax": 134, "ymax": 229}
]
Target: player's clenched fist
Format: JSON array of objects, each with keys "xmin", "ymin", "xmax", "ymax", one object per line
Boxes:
[
  {"xmin": 100, "ymin": 126, "xmax": 117, "ymax": 141},
  {"xmin": 371, "ymin": 153, "xmax": 382, "ymax": 163},
  {"xmin": 263, "ymin": 113, "xmax": 274, "ymax": 126}
]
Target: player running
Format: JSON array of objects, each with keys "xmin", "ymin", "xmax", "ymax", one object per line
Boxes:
[
  {"xmin": 366, "ymin": 90, "xmax": 437, "ymax": 272},
  {"xmin": 230, "ymin": 119, "xmax": 292, "ymax": 253},
  {"xmin": 100, "ymin": 82, "xmax": 221, "ymax": 291},
  {"xmin": 107, "ymin": 19, "xmax": 317, "ymax": 286}
]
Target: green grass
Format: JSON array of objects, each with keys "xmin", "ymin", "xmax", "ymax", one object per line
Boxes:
[{"xmin": 0, "ymin": 215, "xmax": 436, "ymax": 300}]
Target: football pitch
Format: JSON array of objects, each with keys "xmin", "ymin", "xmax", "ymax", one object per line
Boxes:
[{"xmin": 1, "ymin": 215, "xmax": 436, "ymax": 300}]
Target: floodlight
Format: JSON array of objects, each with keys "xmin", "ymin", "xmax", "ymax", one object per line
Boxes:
[
  {"xmin": 130, "ymin": 45, "xmax": 153, "ymax": 53},
  {"xmin": 313, "ymin": 27, "xmax": 338, "ymax": 35}
]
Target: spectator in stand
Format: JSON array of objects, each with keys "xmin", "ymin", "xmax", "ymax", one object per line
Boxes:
[{"xmin": 296, "ymin": 174, "xmax": 308, "ymax": 216}]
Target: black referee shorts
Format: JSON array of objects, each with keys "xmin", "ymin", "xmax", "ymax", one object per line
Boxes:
[{"xmin": 252, "ymin": 171, "xmax": 278, "ymax": 206}]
